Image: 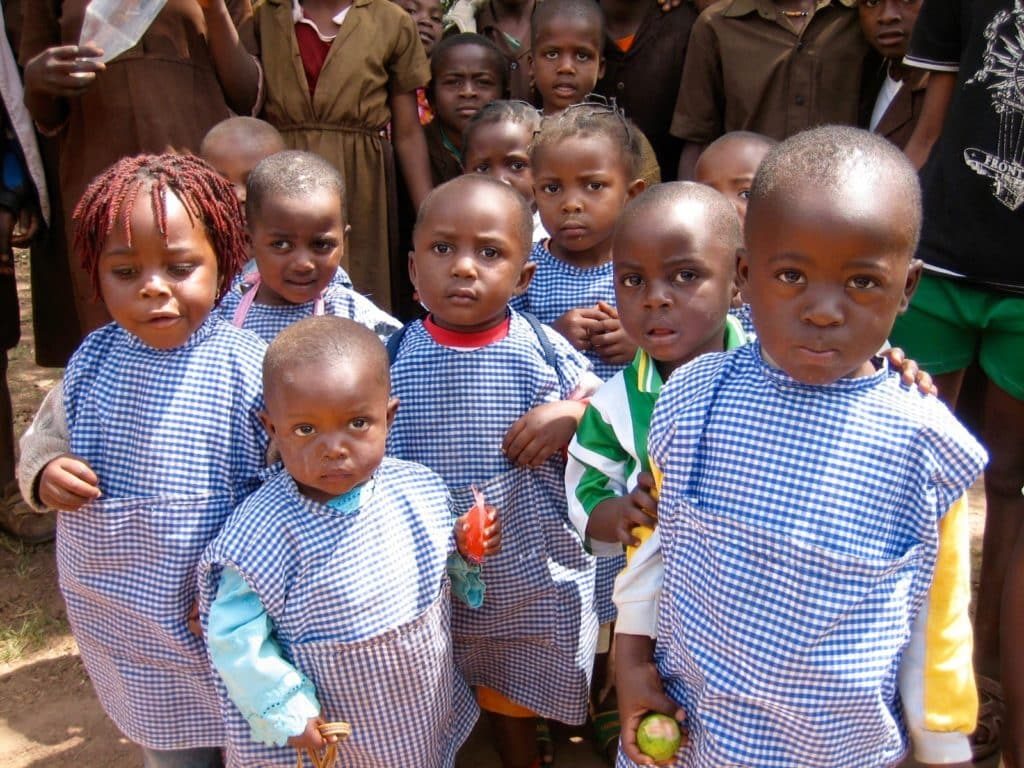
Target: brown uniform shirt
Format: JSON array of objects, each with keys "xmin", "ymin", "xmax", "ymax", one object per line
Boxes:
[
  {"xmin": 475, "ymin": 0, "xmax": 534, "ymax": 103},
  {"xmin": 671, "ymin": 0, "xmax": 869, "ymax": 144}
]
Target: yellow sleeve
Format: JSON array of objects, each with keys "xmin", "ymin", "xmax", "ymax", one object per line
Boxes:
[{"xmin": 899, "ymin": 493, "xmax": 977, "ymax": 763}]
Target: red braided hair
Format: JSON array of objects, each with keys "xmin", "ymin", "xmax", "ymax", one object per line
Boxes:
[{"xmin": 73, "ymin": 153, "xmax": 248, "ymax": 301}]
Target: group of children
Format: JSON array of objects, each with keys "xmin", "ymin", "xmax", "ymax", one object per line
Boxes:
[{"xmin": 2, "ymin": 0, "xmax": 1020, "ymax": 765}]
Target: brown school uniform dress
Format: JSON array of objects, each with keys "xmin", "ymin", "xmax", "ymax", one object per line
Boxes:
[
  {"xmin": 19, "ymin": 0, "xmax": 257, "ymax": 337},
  {"xmin": 671, "ymin": 0, "xmax": 870, "ymax": 144},
  {"xmin": 595, "ymin": 2, "xmax": 697, "ymax": 181},
  {"xmin": 476, "ymin": 0, "xmax": 534, "ymax": 103},
  {"xmin": 424, "ymin": 119, "xmax": 463, "ymax": 187},
  {"xmin": 859, "ymin": 63, "xmax": 928, "ymax": 151},
  {"xmin": 256, "ymin": 0, "xmax": 429, "ymax": 311}
]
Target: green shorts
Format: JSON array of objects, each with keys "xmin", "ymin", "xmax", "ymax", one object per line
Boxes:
[{"xmin": 890, "ymin": 273, "xmax": 1024, "ymax": 400}]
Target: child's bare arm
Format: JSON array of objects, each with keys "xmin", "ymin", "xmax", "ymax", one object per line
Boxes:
[
  {"xmin": 616, "ymin": 633, "xmax": 686, "ymax": 766},
  {"xmin": 391, "ymin": 89, "xmax": 433, "ymax": 209},
  {"xmin": 589, "ymin": 472, "xmax": 658, "ymax": 547},
  {"xmin": 503, "ymin": 400, "xmax": 588, "ymax": 468},
  {"xmin": 199, "ymin": 0, "xmax": 261, "ymax": 115}
]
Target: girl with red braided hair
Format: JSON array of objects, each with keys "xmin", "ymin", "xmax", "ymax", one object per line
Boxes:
[{"xmin": 17, "ymin": 153, "xmax": 270, "ymax": 768}]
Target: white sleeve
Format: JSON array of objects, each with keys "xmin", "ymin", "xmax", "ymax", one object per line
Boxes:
[{"xmin": 612, "ymin": 527, "xmax": 663, "ymax": 638}]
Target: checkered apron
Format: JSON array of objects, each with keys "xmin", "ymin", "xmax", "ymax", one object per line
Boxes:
[
  {"xmin": 510, "ymin": 241, "xmax": 624, "ymax": 381},
  {"xmin": 617, "ymin": 344, "xmax": 987, "ymax": 768},
  {"xmin": 200, "ymin": 460, "xmax": 477, "ymax": 767},
  {"xmin": 387, "ymin": 315, "xmax": 599, "ymax": 723},
  {"xmin": 219, "ymin": 272, "xmax": 400, "ymax": 343},
  {"xmin": 59, "ymin": 319, "xmax": 268, "ymax": 749}
]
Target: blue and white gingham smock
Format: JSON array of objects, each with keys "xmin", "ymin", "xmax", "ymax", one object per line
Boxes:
[
  {"xmin": 616, "ymin": 342, "xmax": 987, "ymax": 768},
  {"xmin": 59, "ymin": 317, "xmax": 268, "ymax": 750},
  {"xmin": 510, "ymin": 240, "xmax": 624, "ymax": 381},
  {"xmin": 216, "ymin": 274, "xmax": 400, "ymax": 343},
  {"xmin": 386, "ymin": 312, "xmax": 599, "ymax": 724},
  {"xmin": 200, "ymin": 459, "xmax": 477, "ymax": 767}
]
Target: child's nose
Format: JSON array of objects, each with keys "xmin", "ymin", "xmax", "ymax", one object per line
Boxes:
[
  {"xmin": 139, "ymin": 272, "xmax": 172, "ymax": 297},
  {"xmin": 645, "ymin": 281, "xmax": 672, "ymax": 307},
  {"xmin": 451, "ymin": 252, "xmax": 477, "ymax": 277},
  {"xmin": 801, "ymin": 288, "xmax": 844, "ymax": 327},
  {"xmin": 322, "ymin": 434, "xmax": 349, "ymax": 459},
  {"xmin": 557, "ymin": 54, "xmax": 575, "ymax": 73}
]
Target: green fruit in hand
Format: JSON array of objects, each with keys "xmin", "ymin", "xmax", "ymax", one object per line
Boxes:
[{"xmin": 636, "ymin": 713, "xmax": 682, "ymax": 762}]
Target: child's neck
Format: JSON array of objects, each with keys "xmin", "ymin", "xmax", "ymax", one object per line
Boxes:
[
  {"xmin": 439, "ymin": 123, "xmax": 464, "ymax": 163},
  {"xmin": 548, "ymin": 234, "xmax": 613, "ymax": 269},
  {"xmin": 600, "ymin": 0, "xmax": 653, "ymax": 38},
  {"xmin": 491, "ymin": 0, "xmax": 535, "ymax": 24}
]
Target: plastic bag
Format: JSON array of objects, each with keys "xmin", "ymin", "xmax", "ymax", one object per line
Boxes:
[{"xmin": 78, "ymin": 0, "xmax": 168, "ymax": 63}]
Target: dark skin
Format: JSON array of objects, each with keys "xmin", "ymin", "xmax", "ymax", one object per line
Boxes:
[
  {"xmin": 491, "ymin": 0, "xmax": 536, "ymax": 50},
  {"xmin": 1003, "ymin": 522, "xmax": 1024, "ymax": 768},
  {"xmin": 617, "ymin": 179, "xmax": 960, "ymax": 767}
]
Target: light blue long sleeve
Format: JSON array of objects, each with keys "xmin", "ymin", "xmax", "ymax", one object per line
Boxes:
[{"xmin": 207, "ymin": 567, "xmax": 320, "ymax": 746}]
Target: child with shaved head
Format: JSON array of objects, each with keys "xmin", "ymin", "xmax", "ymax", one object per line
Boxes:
[
  {"xmin": 200, "ymin": 316, "xmax": 491, "ymax": 767},
  {"xmin": 200, "ymin": 117, "xmax": 286, "ymax": 205},
  {"xmin": 614, "ymin": 127, "xmax": 987, "ymax": 768}
]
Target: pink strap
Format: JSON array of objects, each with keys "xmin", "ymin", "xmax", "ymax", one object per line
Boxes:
[
  {"xmin": 231, "ymin": 273, "xmax": 261, "ymax": 327},
  {"xmin": 231, "ymin": 272, "xmax": 327, "ymax": 327}
]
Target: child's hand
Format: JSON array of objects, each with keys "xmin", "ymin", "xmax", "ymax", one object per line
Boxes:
[
  {"xmin": 616, "ymin": 635, "xmax": 686, "ymax": 765},
  {"xmin": 552, "ymin": 307, "xmax": 606, "ymax": 351},
  {"xmin": 39, "ymin": 454, "xmax": 101, "ymax": 511},
  {"xmin": 882, "ymin": 347, "xmax": 937, "ymax": 396},
  {"xmin": 455, "ymin": 505, "xmax": 501, "ymax": 558},
  {"xmin": 287, "ymin": 715, "xmax": 336, "ymax": 752},
  {"xmin": 591, "ymin": 302, "xmax": 638, "ymax": 366},
  {"xmin": 24, "ymin": 45, "xmax": 105, "ymax": 98},
  {"xmin": 503, "ymin": 400, "xmax": 587, "ymax": 467},
  {"xmin": 591, "ymin": 472, "xmax": 658, "ymax": 546},
  {"xmin": 10, "ymin": 209, "xmax": 40, "ymax": 248}
]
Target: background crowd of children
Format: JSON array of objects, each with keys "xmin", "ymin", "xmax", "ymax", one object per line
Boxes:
[{"xmin": 0, "ymin": 0, "xmax": 1021, "ymax": 766}]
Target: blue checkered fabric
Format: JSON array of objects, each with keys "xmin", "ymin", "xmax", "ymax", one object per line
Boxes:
[
  {"xmin": 59, "ymin": 318, "xmax": 269, "ymax": 749},
  {"xmin": 200, "ymin": 459, "xmax": 477, "ymax": 767},
  {"xmin": 728, "ymin": 302, "xmax": 756, "ymax": 338},
  {"xmin": 387, "ymin": 313, "xmax": 599, "ymax": 723},
  {"xmin": 216, "ymin": 276, "xmax": 400, "ymax": 344},
  {"xmin": 616, "ymin": 342, "xmax": 987, "ymax": 768},
  {"xmin": 510, "ymin": 241, "xmax": 624, "ymax": 381}
]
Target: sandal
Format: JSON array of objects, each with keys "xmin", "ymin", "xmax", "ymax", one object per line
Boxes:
[
  {"xmin": 536, "ymin": 719, "xmax": 555, "ymax": 766},
  {"xmin": 0, "ymin": 485, "xmax": 55, "ymax": 545},
  {"xmin": 593, "ymin": 709, "xmax": 621, "ymax": 764},
  {"xmin": 971, "ymin": 675, "xmax": 1004, "ymax": 762}
]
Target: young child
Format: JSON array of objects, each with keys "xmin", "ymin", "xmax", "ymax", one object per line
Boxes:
[
  {"xmin": 387, "ymin": 174, "xmax": 600, "ymax": 768},
  {"xmin": 513, "ymin": 105, "xmax": 645, "ymax": 382},
  {"xmin": 614, "ymin": 127, "xmax": 986, "ymax": 767},
  {"xmin": 216, "ymin": 150, "xmax": 400, "ymax": 342},
  {"xmin": 255, "ymin": 0, "xmax": 433, "ymax": 311},
  {"xmin": 858, "ymin": 0, "xmax": 925, "ymax": 149},
  {"xmin": 693, "ymin": 131, "xmax": 778, "ymax": 336},
  {"xmin": 200, "ymin": 316, "xmax": 489, "ymax": 767},
  {"xmin": 594, "ymin": 0, "xmax": 697, "ymax": 180},
  {"xmin": 671, "ymin": 0, "xmax": 872, "ymax": 179},
  {"xmin": 199, "ymin": 116, "xmax": 286, "ymax": 205},
  {"xmin": 565, "ymin": 182, "xmax": 747, "ymax": 759},
  {"xmin": 17, "ymin": 154, "xmax": 269, "ymax": 766},
  {"xmin": 425, "ymin": 33, "xmax": 508, "ymax": 186},
  {"xmin": 462, "ymin": 99, "xmax": 547, "ymax": 243},
  {"xmin": 395, "ymin": 0, "xmax": 445, "ymax": 123},
  {"xmin": 529, "ymin": 0, "xmax": 662, "ymax": 186}
]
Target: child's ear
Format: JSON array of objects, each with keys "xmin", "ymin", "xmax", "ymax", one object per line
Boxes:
[
  {"xmin": 729, "ymin": 251, "xmax": 743, "ymax": 304},
  {"xmin": 386, "ymin": 397, "xmax": 400, "ymax": 429},
  {"xmin": 258, "ymin": 410, "xmax": 276, "ymax": 438},
  {"xmin": 513, "ymin": 259, "xmax": 537, "ymax": 297},
  {"xmin": 407, "ymin": 250, "xmax": 419, "ymax": 290},
  {"xmin": 736, "ymin": 249, "xmax": 749, "ymax": 291},
  {"xmin": 626, "ymin": 178, "xmax": 646, "ymax": 200},
  {"xmin": 898, "ymin": 258, "xmax": 923, "ymax": 314},
  {"xmin": 597, "ymin": 56, "xmax": 606, "ymax": 81}
]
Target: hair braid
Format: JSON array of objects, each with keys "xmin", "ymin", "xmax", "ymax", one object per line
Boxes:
[{"xmin": 73, "ymin": 153, "xmax": 248, "ymax": 301}]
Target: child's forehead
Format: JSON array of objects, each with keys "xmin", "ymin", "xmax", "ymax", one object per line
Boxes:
[
  {"xmin": 616, "ymin": 203, "xmax": 724, "ymax": 257},
  {"xmin": 435, "ymin": 43, "xmax": 503, "ymax": 74},
  {"xmin": 533, "ymin": 13, "xmax": 602, "ymax": 47},
  {"xmin": 699, "ymin": 139, "xmax": 770, "ymax": 177}
]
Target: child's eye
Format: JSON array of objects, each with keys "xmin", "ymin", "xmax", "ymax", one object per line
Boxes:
[
  {"xmin": 673, "ymin": 269, "xmax": 698, "ymax": 283},
  {"xmin": 576, "ymin": 50, "xmax": 592, "ymax": 62},
  {"xmin": 475, "ymin": 76, "xmax": 496, "ymax": 87},
  {"xmin": 473, "ymin": 163, "xmax": 490, "ymax": 173},
  {"xmin": 270, "ymin": 239, "xmax": 292, "ymax": 251},
  {"xmin": 777, "ymin": 269, "xmax": 805, "ymax": 285},
  {"xmin": 293, "ymin": 424, "xmax": 316, "ymax": 437},
  {"xmin": 738, "ymin": 189, "xmax": 751, "ymax": 200},
  {"xmin": 168, "ymin": 263, "xmax": 198, "ymax": 278},
  {"xmin": 480, "ymin": 246, "xmax": 500, "ymax": 259},
  {"xmin": 350, "ymin": 417, "xmax": 369, "ymax": 430},
  {"xmin": 110, "ymin": 266, "xmax": 137, "ymax": 279},
  {"xmin": 621, "ymin": 274, "xmax": 643, "ymax": 288},
  {"xmin": 587, "ymin": 181, "xmax": 605, "ymax": 191},
  {"xmin": 541, "ymin": 183, "xmax": 560, "ymax": 194},
  {"xmin": 432, "ymin": 242, "xmax": 453, "ymax": 254},
  {"xmin": 313, "ymin": 238, "xmax": 338, "ymax": 252},
  {"xmin": 509, "ymin": 160, "xmax": 527, "ymax": 171},
  {"xmin": 848, "ymin": 275, "xmax": 879, "ymax": 290},
  {"xmin": 543, "ymin": 49, "xmax": 559, "ymax": 60}
]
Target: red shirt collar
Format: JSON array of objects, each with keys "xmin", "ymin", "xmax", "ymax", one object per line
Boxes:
[{"xmin": 423, "ymin": 314, "xmax": 511, "ymax": 348}]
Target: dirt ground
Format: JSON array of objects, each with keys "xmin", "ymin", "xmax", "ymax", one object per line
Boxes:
[{"xmin": 0, "ymin": 252, "xmax": 996, "ymax": 767}]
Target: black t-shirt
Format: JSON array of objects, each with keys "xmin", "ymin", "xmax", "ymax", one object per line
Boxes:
[{"xmin": 907, "ymin": 0, "xmax": 1024, "ymax": 292}]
